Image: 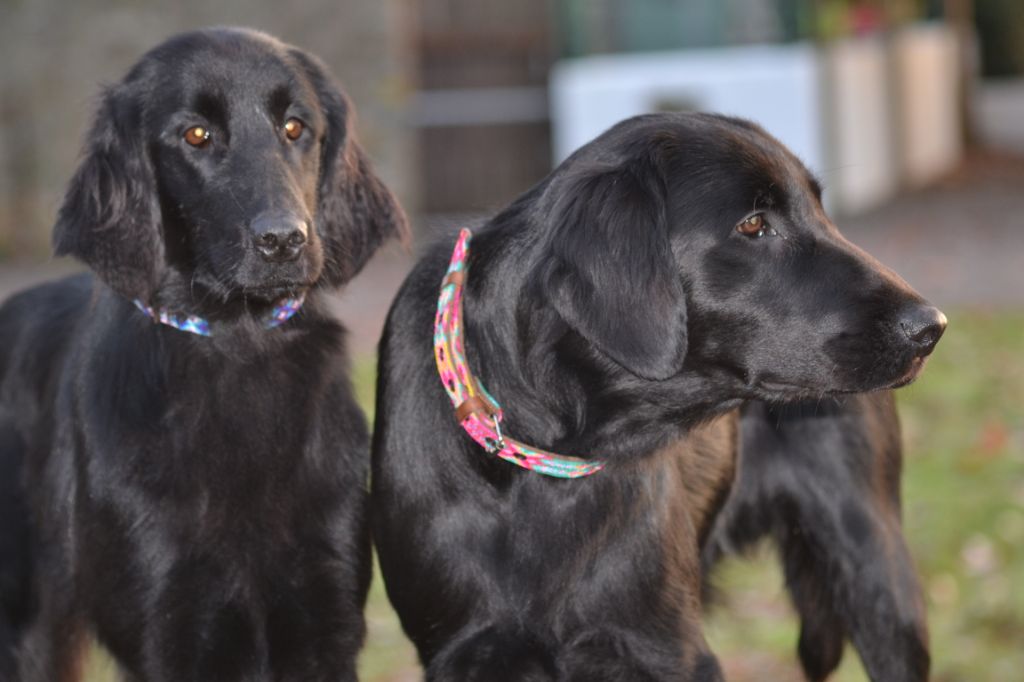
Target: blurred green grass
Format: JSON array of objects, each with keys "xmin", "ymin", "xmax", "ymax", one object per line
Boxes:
[{"xmin": 85, "ymin": 308, "xmax": 1023, "ymax": 681}]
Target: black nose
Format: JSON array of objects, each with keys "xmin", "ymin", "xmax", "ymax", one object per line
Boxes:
[
  {"xmin": 900, "ymin": 305, "xmax": 947, "ymax": 355},
  {"xmin": 251, "ymin": 213, "xmax": 308, "ymax": 263}
]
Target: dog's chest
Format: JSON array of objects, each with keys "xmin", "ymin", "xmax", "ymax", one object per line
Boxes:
[
  {"xmin": 671, "ymin": 412, "xmax": 740, "ymax": 544},
  {"xmin": 71, "ymin": 337, "xmax": 360, "ymax": 532},
  {"xmin": 474, "ymin": 415, "xmax": 739, "ymax": 603}
]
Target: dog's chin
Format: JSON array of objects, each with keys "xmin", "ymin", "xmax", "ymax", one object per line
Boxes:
[
  {"xmin": 748, "ymin": 355, "xmax": 931, "ymax": 401},
  {"xmin": 854, "ymin": 354, "xmax": 932, "ymax": 392},
  {"xmin": 749, "ymin": 379, "xmax": 839, "ymax": 402},
  {"xmin": 885, "ymin": 355, "xmax": 930, "ymax": 389},
  {"xmin": 190, "ymin": 268, "xmax": 314, "ymax": 304},
  {"xmin": 242, "ymin": 275, "xmax": 319, "ymax": 302},
  {"xmin": 225, "ymin": 257, "xmax": 324, "ymax": 303},
  {"xmin": 237, "ymin": 281, "xmax": 313, "ymax": 303}
]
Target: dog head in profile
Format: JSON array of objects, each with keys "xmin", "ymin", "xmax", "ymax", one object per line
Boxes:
[
  {"xmin": 53, "ymin": 27, "xmax": 406, "ymax": 310},
  {"xmin": 532, "ymin": 113, "xmax": 945, "ymax": 399}
]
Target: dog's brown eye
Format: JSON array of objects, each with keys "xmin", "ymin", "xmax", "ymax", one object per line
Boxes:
[
  {"xmin": 283, "ymin": 118, "xmax": 304, "ymax": 141},
  {"xmin": 737, "ymin": 214, "xmax": 765, "ymax": 237},
  {"xmin": 184, "ymin": 126, "xmax": 210, "ymax": 148}
]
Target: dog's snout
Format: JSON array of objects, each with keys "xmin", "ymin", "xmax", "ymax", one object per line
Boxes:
[
  {"xmin": 251, "ymin": 213, "xmax": 308, "ymax": 263},
  {"xmin": 899, "ymin": 305, "xmax": 947, "ymax": 355}
]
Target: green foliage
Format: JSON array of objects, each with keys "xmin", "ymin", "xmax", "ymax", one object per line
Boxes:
[{"xmin": 976, "ymin": 0, "xmax": 1024, "ymax": 76}]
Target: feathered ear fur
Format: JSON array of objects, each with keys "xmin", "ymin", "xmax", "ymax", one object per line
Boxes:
[
  {"xmin": 536, "ymin": 154, "xmax": 687, "ymax": 380},
  {"xmin": 53, "ymin": 85, "xmax": 163, "ymax": 300},
  {"xmin": 291, "ymin": 50, "xmax": 409, "ymax": 286}
]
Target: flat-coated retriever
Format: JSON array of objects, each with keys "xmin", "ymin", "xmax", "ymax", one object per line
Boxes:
[
  {"xmin": 372, "ymin": 112, "xmax": 945, "ymax": 681},
  {"xmin": 0, "ymin": 28, "xmax": 405, "ymax": 681}
]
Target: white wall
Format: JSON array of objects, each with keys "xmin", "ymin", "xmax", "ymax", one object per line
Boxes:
[
  {"xmin": 976, "ymin": 78, "xmax": 1024, "ymax": 154},
  {"xmin": 550, "ymin": 44, "xmax": 825, "ymax": 174}
]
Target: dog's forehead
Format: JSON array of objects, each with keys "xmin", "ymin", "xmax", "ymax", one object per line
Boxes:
[
  {"xmin": 705, "ymin": 119, "xmax": 807, "ymax": 186},
  {"xmin": 610, "ymin": 114, "xmax": 818, "ymax": 200},
  {"xmin": 744, "ymin": 132, "xmax": 819, "ymax": 201},
  {"xmin": 138, "ymin": 30, "xmax": 318, "ymax": 114},
  {"xmin": 672, "ymin": 116, "xmax": 822, "ymax": 212}
]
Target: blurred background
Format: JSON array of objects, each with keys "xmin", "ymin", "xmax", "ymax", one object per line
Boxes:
[{"xmin": 1, "ymin": 1, "xmax": 1022, "ymax": 680}]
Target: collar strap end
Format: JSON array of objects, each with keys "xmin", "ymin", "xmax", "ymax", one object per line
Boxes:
[{"xmin": 455, "ymin": 395, "xmax": 501, "ymax": 423}]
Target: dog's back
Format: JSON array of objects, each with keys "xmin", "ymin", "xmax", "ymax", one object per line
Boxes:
[
  {"xmin": 0, "ymin": 274, "xmax": 94, "ymax": 673},
  {"xmin": 0, "ymin": 414, "xmax": 31, "ymax": 679}
]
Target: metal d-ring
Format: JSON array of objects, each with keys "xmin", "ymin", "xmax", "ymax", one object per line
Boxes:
[{"xmin": 490, "ymin": 413, "xmax": 508, "ymax": 453}]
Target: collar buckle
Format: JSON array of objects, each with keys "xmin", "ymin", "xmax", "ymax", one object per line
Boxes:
[{"xmin": 490, "ymin": 414, "xmax": 508, "ymax": 453}]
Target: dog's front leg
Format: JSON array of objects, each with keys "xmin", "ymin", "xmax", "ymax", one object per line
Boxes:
[
  {"xmin": 773, "ymin": 488, "xmax": 929, "ymax": 682},
  {"xmin": 724, "ymin": 395, "xmax": 930, "ymax": 682}
]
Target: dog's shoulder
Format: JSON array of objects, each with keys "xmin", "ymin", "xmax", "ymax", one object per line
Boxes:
[
  {"xmin": 383, "ymin": 234, "xmax": 457, "ymax": 341},
  {"xmin": 0, "ymin": 273, "xmax": 99, "ymax": 443},
  {"xmin": 0, "ymin": 272, "xmax": 94, "ymax": 318},
  {"xmin": 0, "ymin": 273, "xmax": 95, "ymax": 367}
]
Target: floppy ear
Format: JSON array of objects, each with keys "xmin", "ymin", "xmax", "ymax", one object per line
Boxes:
[
  {"xmin": 536, "ymin": 156, "xmax": 687, "ymax": 380},
  {"xmin": 53, "ymin": 85, "xmax": 163, "ymax": 301},
  {"xmin": 293, "ymin": 51, "xmax": 409, "ymax": 286}
]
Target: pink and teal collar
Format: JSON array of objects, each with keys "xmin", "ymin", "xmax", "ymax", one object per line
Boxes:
[
  {"xmin": 133, "ymin": 294, "xmax": 305, "ymax": 337},
  {"xmin": 433, "ymin": 228, "xmax": 604, "ymax": 479}
]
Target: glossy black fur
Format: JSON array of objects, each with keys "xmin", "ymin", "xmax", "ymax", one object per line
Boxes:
[
  {"xmin": 372, "ymin": 113, "xmax": 943, "ymax": 681},
  {"xmin": 0, "ymin": 29, "xmax": 405, "ymax": 681}
]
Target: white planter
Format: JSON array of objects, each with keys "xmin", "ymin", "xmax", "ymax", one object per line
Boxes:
[
  {"xmin": 823, "ymin": 35, "xmax": 899, "ymax": 214},
  {"xmin": 893, "ymin": 22, "xmax": 963, "ymax": 188}
]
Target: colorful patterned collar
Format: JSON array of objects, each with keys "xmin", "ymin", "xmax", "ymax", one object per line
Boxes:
[
  {"xmin": 132, "ymin": 294, "xmax": 305, "ymax": 337},
  {"xmin": 433, "ymin": 228, "xmax": 604, "ymax": 479}
]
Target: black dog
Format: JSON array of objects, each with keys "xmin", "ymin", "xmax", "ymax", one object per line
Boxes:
[
  {"xmin": 0, "ymin": 28, "xmax": 405, "ymax": 681},
  {"xmin": 372, "ymin": 113, "xmax": 944, "ymax": 681}
]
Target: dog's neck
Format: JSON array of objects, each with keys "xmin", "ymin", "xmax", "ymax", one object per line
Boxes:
[
  {"xmin": 133, "ymin": 268, "xmax": 323, "ymax": 332},
  {"xmin": 435, "ymin": 229, "xmax": 606, "ymax": 478},
  {"xmin": 133, "ymin": 293, "xmax": 305, "ymax": 337},
  {"xmin": 459, "ymin": 226, "xmax": 744, "ymax": 466}
]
